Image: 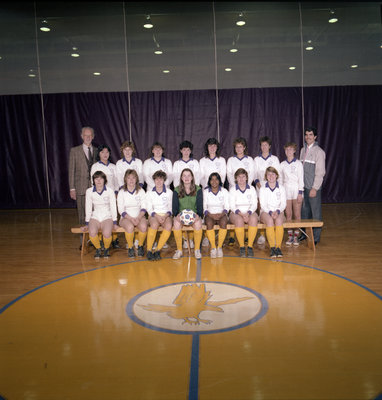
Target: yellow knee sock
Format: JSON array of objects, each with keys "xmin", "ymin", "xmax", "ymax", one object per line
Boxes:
[
  {"xmin": 275, "ymin": 226, "xmax": 284, "ymax": 248},
  {"xmin": 266, "ymin": 227, "xmax": 276, "ymax": 248},
  {"xmin": 125, "ymin": 232, "xmax": 134, "ymax": 249},
  {"xmin": 89, "ymin": 235, "xmax": 101, "ymax": 249},
  {"xmin": 103, "ymin": 236, "xmax": 112, "ymax": 250},
  {"xmin": 206, "ymin": 229, "xmax": 216, "ymax": 249},
  {"xmin": 218, "ymin": 229, "xmax": 228, "ymax": 248},
  {"xmin": 147, "ymin": 228, "xmax": 157, "ymax": 251},
  {"xmin": 173, "ymin": 229, "xmax": 183, "ymax": 251},
  {"xmin": 234, "ymin": 227, "xmax": 245, "ymax": 247},
  {"xmin": 157, "ymin": 230, "xmax": 171, "ymax": 251},
  {"xmin": 194, "ymin": 229, "xmax": 203, "ymax": 250},
  {"xmin": 248, "ymin": 226, "xmax": 258, "ymax": 247},
  {"xmin": 138, "ymin": 231, "xmax": 147, "ymax": 246}
]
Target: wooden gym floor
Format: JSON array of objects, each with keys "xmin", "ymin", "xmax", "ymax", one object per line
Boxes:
[{"xmin": 0, "ymin": 203, "xmax": 381, "ymax": 400}]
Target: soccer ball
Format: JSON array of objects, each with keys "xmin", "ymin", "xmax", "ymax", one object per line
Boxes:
[{"xmin": 179, "ymin": 209, "xmax": 196, "ymax": 226}]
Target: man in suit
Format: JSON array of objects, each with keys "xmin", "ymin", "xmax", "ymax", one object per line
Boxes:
[{"xmin": 69, "ymin": 126, "xmax": 97, "ymax": 226}]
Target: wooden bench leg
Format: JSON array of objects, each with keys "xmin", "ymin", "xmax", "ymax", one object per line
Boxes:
[
  {"xmin": 81, "ymin": 232, "xmax": 88, "ymax": 257},
  {"xmin": 184, "ymin": 231, "xmax": 191, "ymax": 257},
  {"xmin": 306, "ymin": 227, "xmax": 316, "ymax": 252}
]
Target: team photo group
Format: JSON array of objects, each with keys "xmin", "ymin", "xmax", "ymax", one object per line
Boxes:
[{"xmin": 69, "ymin": 127, "xmax": 325, "ymax": 261}]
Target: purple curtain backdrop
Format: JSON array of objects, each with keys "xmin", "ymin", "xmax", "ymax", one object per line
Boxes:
[{"xmin": 1, "ymin": 85, "xmax": 382, "ymax": 209}]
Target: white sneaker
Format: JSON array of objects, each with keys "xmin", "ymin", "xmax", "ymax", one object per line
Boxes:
[
  {"xmin": 194, "ymin": 249, "xmax": 202, "ymax": 259},
  {"xmin": 173, "ymin": 250, "xmax": 183, "ymax": 260},
  {"xmin": 134, "ymin": 239, "xmax": 139, "ymax": 249},
  {"xmin": 210, "ymin": 248, "xmax": 217, "ymax": 258},
  {"xmin": 217, "ymin": 247, "xmax": 223, "ymax": 258},
  {"xmin": 183, "ymin": 239, "xmax": 188, "ymax": 249},
  {"xmin": 285, "ymin": 237, "xmax": 293, "ymax": 246},
  {"xmin": 163, "ymin": 242, "xmax": 169, "ymax": 249},
  {"xmin": 293, "ymin": 236, "xmax": 299, "ymax": 247},
  {"xmin": 189, "ymin": 239, "xmax": 194, "ymax": 249},
  {"xmin": 153, "ymin": 242, "xmax": 157, "ymax": 250},
  {"xmin": 202, "ymin": 237, "xmax": 209, "ymax": 247},
  {"xmin": 257, "ymin": 235, "xmax": 266, "ymax": 245}
]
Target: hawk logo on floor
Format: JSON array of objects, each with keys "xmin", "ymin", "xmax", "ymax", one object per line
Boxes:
[{"xmin": 138, "ymin": 283, "xmax": 253, "ymax": 325}]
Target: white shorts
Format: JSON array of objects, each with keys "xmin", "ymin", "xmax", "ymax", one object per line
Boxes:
[{"xmin": 285, "ymin": 184, "xmax": 299, "ymax": 200}]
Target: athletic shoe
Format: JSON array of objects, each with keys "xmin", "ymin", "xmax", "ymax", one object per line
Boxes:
[
  {"xmin": 134, "ymin": 239, "xmax": 139, "ymax": 249},
  {"xmin": 94, "ymin": 248, "xmax": 102, "ymax": 259},
  {"xmin": 293, "ymin": 237, "xmax": 299, "ymax": 246},
  {"xmin": 210, "ymin": 248, "xmax": 217, "ymax": 258},
  {"xmin": 147, "ymin": 251, "xmax": 154, "ymax": 261},
  {"xmin": 128, "ymin": 247, "xmax": 135, "ymax": 258},
  {"xmin": 194, "ymin": 249, "xmax": 202, "ymax": 259},
  {"xmin": 228, "ymin": 237, "xmax": 235, "ymax": 246},
  {"xmin": 112, "ymin": 239, "xmax": 120, "ymax": 249},
  {"xmin": 103, "ymin": 248, "xmax": 110, "ymax": 258},
  {"xmin": 247, "ymin": 247, "xmax": 254, "ymax": 257},
  {"xmin": 202, "ymin": 237, "xmax": 209, "ymax": 247},
  {"xmin": 257, "ymin": 235, "xmax": 266, "ymax": 245},
  {"xmin": 239, "ymin": 247, "xmax": 246, "ymax": 257},
  {"xmin": 154, "ymin": 251, "xmax": 161, "ymax": 260},
  {"xmin": 137, "ymin": 246, "xmax": 145, "ymax": 257},
  {"xmin": 162, "ymin": 242, "xmax": 169, "ymax": 249},
  {"xmin": 270, "ymin": 247, "xmax": 277, "ymax": 258},
  {"xmin": 183, "ymin": 239, "xmax": 189, "ymax": 249},
  {"xmin": 285, "ymin": 236, "xmax": 294, "ymax": 246},
  {"xmin": 152, "ymin": 242, "xmax": 157, "ymax": 250},
  {"xmin": 276, "ymin": 247, "xmax": 283, "ymax": 258},
  {"xmin": 189, "ymin": 239, "xmax": 194, "ymax": 249},
  {"xmin": 173, "ymin": 250, "xmax": 183, "ymax": 260},
  {"xmin": 217, "ymin": 247, "xmax": 223, "ymax": 258}
]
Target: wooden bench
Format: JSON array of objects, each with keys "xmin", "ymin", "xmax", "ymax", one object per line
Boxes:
[{"xmin": 71, "ymin": 219, "xmax": 323, "ymax": 256}]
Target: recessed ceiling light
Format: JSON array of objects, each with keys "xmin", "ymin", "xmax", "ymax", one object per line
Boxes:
[
  {"xmin": 144, "ymin": 15, "xmax": 153, "ymax": 29},
  {"xmin": 230, "ymin": 48, "xmax": 238, "ymax": 53},
  {"xmin": 40, "ymin": 19, "xmax": 51, "ymax": 32},
  {"xmin": 163, "ymin": 70, "xmax": 170, "ymax": 74},
  {"xmin": 350, "ymin": 64, "xmax": 358, "ymax": 68},
  {"xmin": 306, "ymin": 46, "xmax": 314, "ymax": 51},
  {"xmin": 289, "ymin": 66, "xmax": 296, "ymax": 70},
  {"xmin": 154, "ymin": 49, "xmax": 163, "ymax": 55},
  {"xmin": 71, "ymin": 53, "xmax": 80, "ymax": 57},
  {"xmin": 328, "ymin": 10, "xmax": 338, "ymax": 23},
  {"xmin": 236, "ymin": 12, "xmax": 245, "ymax": 26},
  {"xmin": 225, "ymin": 68, "xmax": 232, "ymax": 72},
  {"xmin": 93, "ymin": 72, "xmax": 101, "ymax": 76}
]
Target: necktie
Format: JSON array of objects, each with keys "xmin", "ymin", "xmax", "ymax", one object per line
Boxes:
[{"xmin": 88, "ymin": 146, "xmax": 92, "ymax": 161}]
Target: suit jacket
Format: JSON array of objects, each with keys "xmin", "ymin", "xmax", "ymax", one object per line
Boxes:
[{"xmin": 69, "ymin": 144, "xmax": 97, "ymax": 195}]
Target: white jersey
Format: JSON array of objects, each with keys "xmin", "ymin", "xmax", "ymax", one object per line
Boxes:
[
  {"xmin": 229, "ymin": 184, "xmax": 258, "ymax": 214},
  {"xmin": 254, "ymin": 154, "xmax": 280, "ymax": 188},
  {"xmin": 226, "ymin": 155, "xmax": 256, "ymax": 188},
  {"xmin": 279, "ymin": 158, "xmax": 304, "ymax": 193},
  {"xmin": 259, "ymin": 182, "xmax": 286, "ymax": 215},
  {"xmin": 172, "ymin": 158, "xmax": 201, "ymax": 187},
  {"xmin": 85, "ymin": 185, "xmax": 117, "ymax": 224},
  {"xmin": 199, "ymin": 156, "xmax": 227, "ymax": 188},
  {"xmin": 143, "ymin": 157, "xmax": 173, "ymax": 191},
  {"xmin": 115, "ymin": 157, "xmax": 144, "ymax": 189},
  {"xmin": 90, "ymin": 161, "xmax": 118, "ymax": 193},
  {"xmin": 144, "ymin": 186, "xmax": 173, "ymax": 217},
  {"xmin": 117, "ymin": 187, "xmax": 146, "ymax": 220},
  {"xmin": 203, "ymin": 187, "xmax": 229, "ymax": 215}
]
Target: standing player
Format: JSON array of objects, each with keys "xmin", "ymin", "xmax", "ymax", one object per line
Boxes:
[
  {"xmin": 172, "ymin": 140, "xmax": 200, "ymax": 188},
  {"xmin": 279, "ymin": 142, "xmax": 304, "ymax": 246},
  {"xmin": 143, "ymin": 142, "xmax": 173, "ymax": 191},
  {"xmin": 116, "ymin": 141, "xmax": 144, "ymax": 189},
  {"xmin": 299, "ymin": 127, "xmax": 326, "ymax": 245},
  {"xmin": 254, "ymin": 136, "xmax": 280, "ymax": 245},
  {"xmin": 226, "ymin": 137, "xmax": 256, "ymax": 246}
]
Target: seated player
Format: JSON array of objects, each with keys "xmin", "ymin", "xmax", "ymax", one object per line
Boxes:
[
  {"xmin": 82, "ymin": 171, "xmax": 117, "ymax": 259},
  {"xmin": 203, "ymin": 172, "xmax": 229, "ymax": 258},
  {"xmin": 259, "ymin": 166, "xmax": 286, "ymax": 258},
  {"xmin": 144, "ymin": 170, "xmax": 173, "ymax": 261},
  {"xmin": 172, "ymin": 168, "xmax": 203, "ymax": 260},
  {"xmin": 229, "ymin": 168, "xmax": 258, "ymax": 257},
  {"xmin": 117, "ymin": 169, "xmax": 147, "ymax": 257}
]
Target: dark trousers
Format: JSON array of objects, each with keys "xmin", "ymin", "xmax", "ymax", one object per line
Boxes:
[{"xmin": 301, "ymin": 188, "xmax": 322, "ymax": 243}]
